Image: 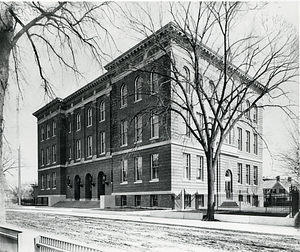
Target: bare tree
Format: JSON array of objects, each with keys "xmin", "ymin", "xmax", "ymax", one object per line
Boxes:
[
  {"xmin": 0, "ymin": 2, "xmax": 116, "ymax": 224},
  {"xmin": 276, "ymin": 124, "xmax": 300, "ymax": 181},
  {"xmin": 121, "ymin": 2, "xmax": 298, "ymax": 220}
]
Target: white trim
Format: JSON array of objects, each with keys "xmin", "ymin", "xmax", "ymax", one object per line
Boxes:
[
  {"xmin": 36, "ymin": 87, "xmax": 112, "ymax": 124},
  {"xmin": 112, "ymin": 190, "xmax": 172, "ymax": 196},
  {"xmin": 38, "ymin": 194, "xmax": 66, "ymax": 197},
  {"xmin": 114, "ymin": 140, "xmax": 170, "ymax": 156},
  {"xmin": 38, "ymin": 165, "xmax": 66, "ymax": 171},
  {"xmin": 112, "ymin": 49, "xmax": 169, "ymax": 83}
]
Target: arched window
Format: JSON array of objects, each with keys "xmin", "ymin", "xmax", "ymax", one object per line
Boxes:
[
  {"xmin": 87, "ymin": 107, "xmax": 92, "ymax": 126},
  {"xmin": 76, "ymin": 113, "xmax": 81, "ymax": 131},
  {"xmin": 134, "ymin": 76, "xmax": 142, "ymax": 101},
  {"xmin": 41, "ymin": 126, "xmax": 45, "ymax": 141},
  {"xmin": 46, "ymin": 124, "xmax": 50, "ymax": 139},
  {"xmin": 183, "ymin": 66, "xmax": 190, "ymax": 94},
  {"xmin": 99, "ymin": 101, "xmax": 105, "ymax": 122},
  {"xmin": 120, "ymin": 83, "xmax": 127, "ymax": 107},
  {"xmin": 52, "ymin": 121, "xmax": 57, "ymax": 136},
  {"xmin": 253, "ymin": 104, "xmax": 258, "ymax": 122},
  {"xmin": 246, "ymin": 100, "xmax": 250, "ymax": 119},
  {"xmin": 150, "ymin": 68, "xmax": 158, "ymax": 94}
]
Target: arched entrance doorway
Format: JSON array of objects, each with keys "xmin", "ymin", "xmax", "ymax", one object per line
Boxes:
[
  {"xmin": 225, "ymin": 169, "xmax": 233, "ymax": 199},
  {"xmin": 85, "ymin": 173, "xmax": 92, "ymax": 200},
  {"xmin": 74, "ymin": 175, "xmax": 81, "ymax": 200},
  {"xmin": 98, "ymin": 172, "xmax": 105, "ymax": 199}
]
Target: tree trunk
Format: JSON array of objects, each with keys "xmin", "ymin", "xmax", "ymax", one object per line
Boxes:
[
  {"xmin": 0, "ymin": 4, "xmax": 14, "ymax": 225},
  {"xmin": 204, "ymin": 150, "xmax": 215, "ymax": 221}
]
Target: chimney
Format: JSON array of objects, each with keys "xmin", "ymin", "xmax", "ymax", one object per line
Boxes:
[{"xmin": 276, "ymin": 176, "xmax": 280, "ymax": 182}]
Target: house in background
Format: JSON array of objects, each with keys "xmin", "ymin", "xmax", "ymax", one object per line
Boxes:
[
  {"xmin": 263, "ymin": 176, "xmax": 299, "ymax": 207},
  {"xmin": 33, "ymin": 23, "xmax": 264, "ymax": 209}
]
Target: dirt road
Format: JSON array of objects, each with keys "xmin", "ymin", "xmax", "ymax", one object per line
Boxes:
[{"xmin": 6, "ymin": 210, "xmax": 300, "ymax": 252}]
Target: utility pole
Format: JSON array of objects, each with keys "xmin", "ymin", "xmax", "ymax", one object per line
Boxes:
[{"xmin": 17, "ymin": 90, "xmax": 21, "ymax": 205}]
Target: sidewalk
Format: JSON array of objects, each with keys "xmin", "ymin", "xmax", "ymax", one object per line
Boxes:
[{"xmin": 7, "ymin": 206, "xmax": 300, "ymax": 237}]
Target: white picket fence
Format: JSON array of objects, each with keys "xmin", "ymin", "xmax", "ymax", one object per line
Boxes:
[{"xmin": 35, "ymin": 235, "xmax": 103, "ymax": 252}]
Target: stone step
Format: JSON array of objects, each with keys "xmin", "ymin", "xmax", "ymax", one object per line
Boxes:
[
  {"xmin": 52, "ymin": 200, "xmax": 100, "ymax": 208},
  {"xmin": 219, "ymin": 201, "xmax": 239, "ymax": 208}
]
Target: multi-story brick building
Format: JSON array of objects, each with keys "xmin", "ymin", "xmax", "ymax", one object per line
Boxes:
[{"xmin": 33, "ymin": 23, "xmax": 263, "ymax": 208}]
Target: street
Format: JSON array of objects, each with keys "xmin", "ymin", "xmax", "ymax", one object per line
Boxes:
[{"xmin": 5, "ymin": 208, "xmax": 300, "ymax": 252}]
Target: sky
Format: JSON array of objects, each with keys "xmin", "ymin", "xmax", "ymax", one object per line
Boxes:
[{"xmin": 3, "ymin": 1, "xmax": 299, "ymax": 186}]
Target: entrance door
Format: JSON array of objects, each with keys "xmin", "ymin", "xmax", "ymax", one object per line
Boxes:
[
  {"xmin": 98, "ymin": 172, "xmax": 105, "ymax": 199},
  {"xmin": 85, "ymin": 173, "xmax": 92, "ymax": 200},
  {"xmin": 74, "ymin": 175, "xmax": 81, "ymax": 200},
  {"xmin": 225, "ymin": 170, "xmax": 233, "ymax": 199}
]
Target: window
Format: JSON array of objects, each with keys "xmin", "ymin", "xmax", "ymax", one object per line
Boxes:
[
  {"xmin": 134, "ymin": 115, "xmax": 142, "ymax": 143},
  {"xmin": 134, "ymin": 157, "xmax": 142, "ymax": 182},
  {"xmin": 209, "ymin": 80, "xmax": 215, "ymax": 105},
  {"xmin": 247, "ymin": 195, "xmax": 251, "ymax": 204},
  {"xmin": 184, "ymin": 194, "xmax": 191, "ymax": 207},
  {"xmin": 41, "ymin": 175, "xmax": 45, "ymax": 189},
  {"xmin": 246, "ymin": 100, "xmax": 250, "ymax": 119},
  {"xmin": 76, "ymin": 113, "xmax": 81, "ymax": 131},
  {"xmin": 134, "ymin": 76, "xmax": 142, "ymax": 101},
  {"xmin": 183, "ymin": 153, "xmax": 191, "ymax": 180},
  {"xmin": 196, "ymin": 194, "xmax": 204, "ymax": 208},
  {"xmin": 69, "ymin": 147, "xmax": 72, "ymax": 160},
  {"xmin": 198, "ymin": 113, "xmax": 204, "ymax": 128},
  {"xmin": 246, "ymin": 130, "xmax": 250, "ymax": 153},
  {"xmin": 185, "ymin": 111, "xmax": 191, "ymax": 137},
  {"xmin": 52, "ymin": 172, "xmax": 56, "ymax": 188},
  {"xmin": 87, "ymin": 136, "xmax": 92, "ymax": 157},
  {"xmin": 150, "ymin": 112, "xmax": 159, "ymax": 138},
  {"xmin": 87, "ymin": 108, "xmax": 92, "ymax": 126},
  {"xmin": 76, "ymin": 140, "xmax": 81, "ymax": 159},
  {"xmin": 100, "ymin": 132, "xmax": 105, "ymax": 154},
  {"xmin": 46, "ymin": 124, "xmax": 50, "ymax": 139},
  {"xmin": 246, "ymin": 165, "xmax": 251, "ymax": 184},
  {"xmin": 46, "ymin": 174, "xmax": 50, "ymax": 189},
  {"xmin": 197, "ymin": 156, "xmax": 204, "ymax": 180},
  {"xmin": 121, "ymin": 195, "xmax": 127, "ymax": 206},
  {"xmin": 238, "ymin": 100, "xmax": 243, "ymax": 112},
  {"xmin": 151, "ymin": 154, "xmax": 159, "ymax": 180},
  {"xmin": 150, "ymin": 195, "xmax": 158, "ymax": 207},
  {"xmin": 228, "ymin": 127, "xmax": 233, "ymax": 145},
  {"xmin": 237, "ymin": 127, "xmax": 242, "ymax": 151},
  {"xmin": 41, "ymin": 126, "xmax": 45, "ymax": 141},
  {"xmin": 69, "ymin": 121, "xmax": 72, "ymax": 133},
  {"xmin": 253, "ymin": 104, "xmax": 258, "ymax": 123},
  {"xmin": 238, "ymin": 163, "xmax": 243, "ymax": 184},
  {"xmin": 52, "ymin": 145, "xmax": 57, "ymax": 163},
  {"xmin": 150, "ymin": 68, "xmax": 158, "ymax": 93},
  {"xmin": 239, "ymin": 195, "xmax": 243, "ymax": 202},
  {"xmin": 121, "ymin": 159, "xmax": 128, "ymax": 182},
  {"xmin": 41, "ymin": 149, "xmax": 45, "ymax": 166},
  {"xmin": 253, "ymin": 166, "xmax": 258, "ymax": 185},
  {"xmin": 120, "ymin": 120, "xmax": 128, "ymax": 146},
  {"xmin": 52, "ymin": 121, "xmax": 57, "ymax": 136},
  {"xmin": 46, "ymin": 147, "xmax": 50, "ymax": 164},
  {"xmin": 183, "ymin": 66, "xmax": 191, "ymax": 94},
  {"xmin": 135, "ymin": 195, "xmax": 141, "ymax": 207},
  {"xmin": 253, "ymin": 133, "xmax": 258, "ymax": 155},
  {"xmin": 99, "ymin": 101, "xmax": 105, "ymax": 121},
  {"xmin": 120, "ymin": 84, "xmax": 127, "ymax": 107}
]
